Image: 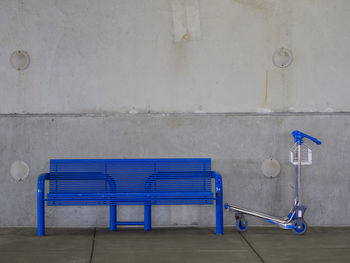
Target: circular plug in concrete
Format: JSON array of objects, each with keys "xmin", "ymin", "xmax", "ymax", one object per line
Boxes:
[
  {"xmin": 272, "ymin": 48, "xmax": 293, "ymax": 68},
  {"xmin": 10, "ymin": 50, "xmax": 30, "ymax": 70},
  {"xmin": 10, "ymin": 161, "xmax": 29, "ymax": 182},
  {"xmin": 261, "ymin": 158, "xmax": 280, "ymax": 178}
]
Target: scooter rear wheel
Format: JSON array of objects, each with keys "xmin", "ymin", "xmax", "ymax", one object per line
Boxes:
[
  {"xmin": 293, "ymin": 221, "xmax": 307, "ymax": 235},
  {"xmin": 236, "ymin": 218, "xmax": 248, "ymax": 232}
]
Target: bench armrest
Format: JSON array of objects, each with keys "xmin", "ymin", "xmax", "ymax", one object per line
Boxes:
[
  {"xmin": 211, "ymin": 172, "xmax": 223, "ymax": 195},
  {"xmin": 146, "ymin": 171, "xmax": 222, "ymax": 194}
]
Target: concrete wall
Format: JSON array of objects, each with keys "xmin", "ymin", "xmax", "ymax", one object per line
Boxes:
[
  {"xmin": 0, "ymin": 114, "xmax": 349, "ymax": 227},
  {"xmin": 1, "ymin": 0, "xmax": 350, "ymax": 113},
  {"xmin": 0, "ymin": 0, "xmax": 350, "ymax": 227}
]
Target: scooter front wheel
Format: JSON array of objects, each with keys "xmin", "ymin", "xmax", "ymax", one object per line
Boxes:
[
  {"xmin": 293, "ymin": 221, "xmax": 307, "ymax": 235},
  {"xmin": 236, "ymin": 218, "xmax": 248, "ymax": 232}
]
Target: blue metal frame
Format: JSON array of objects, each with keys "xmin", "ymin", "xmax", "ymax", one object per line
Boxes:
[
  {"xmin": 213, "ymin": 172, "xmax": 223, "ymax": 235},
  {"xmin": 37, "ymin": 173, "xmax": 50, "ymax": 236},
  {"xmin": 37, "ymin": 159, "xmax": 223, "ymax": 236}
]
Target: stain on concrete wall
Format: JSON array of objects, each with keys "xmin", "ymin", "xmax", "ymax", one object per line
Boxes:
[{"xmin": 171, "ymin": 0, "xmax": 201, "ymax": 42}]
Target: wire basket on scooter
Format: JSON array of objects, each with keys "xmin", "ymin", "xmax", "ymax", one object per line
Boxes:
[{"xmin": 290, "ymin": 143, "xmax": 312, "ymax": 165}]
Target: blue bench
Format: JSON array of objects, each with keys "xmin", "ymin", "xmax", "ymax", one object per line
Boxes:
[{"xmin": 37, "ymin": 158, "xmax": 223, "ymax": 235}]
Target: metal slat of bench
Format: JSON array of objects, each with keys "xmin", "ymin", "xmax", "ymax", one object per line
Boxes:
[
  {"xmin": 37, "ymin": 159, "xmax": 223, "ymax": 236},
  {"xmin": 50, "ymin": 159, "xmax": 211, "ymax": 173},
  {"xmin": 46, "ymin": 192, "xmax": 214, "ymax": 205}
]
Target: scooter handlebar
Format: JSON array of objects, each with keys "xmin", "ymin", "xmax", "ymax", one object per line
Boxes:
[{"xmin": 292, "ymin": 130, "xmax": 322, "ymax": 145}]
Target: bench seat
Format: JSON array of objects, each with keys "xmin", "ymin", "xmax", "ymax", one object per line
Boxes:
[{"xmin": 37, "ymin": 159, "xmax": 223, "ymax": 236}]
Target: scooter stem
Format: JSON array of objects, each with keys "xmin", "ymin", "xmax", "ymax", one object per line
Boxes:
[
  {"xmin": 292, "ymin": 131, "xmax": 321, "ymax": 205},
  {"xmin": 296, "ymin": 144, "xmax": 302, "ymax": 205}
]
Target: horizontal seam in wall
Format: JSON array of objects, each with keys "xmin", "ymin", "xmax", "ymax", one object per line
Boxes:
[{"xmin": 0, "ymin": 112, "xmax": 350, "ymax": 118}]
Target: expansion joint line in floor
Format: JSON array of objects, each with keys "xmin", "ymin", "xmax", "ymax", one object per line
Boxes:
[{"xmin": 239, "ymin": 232, "xmax": 265, "ymax": 263}]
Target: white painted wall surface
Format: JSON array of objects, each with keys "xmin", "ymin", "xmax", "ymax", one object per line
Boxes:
[{"xmin": 1, "ymin": 0, "xmax": 350, "ymax": 113}]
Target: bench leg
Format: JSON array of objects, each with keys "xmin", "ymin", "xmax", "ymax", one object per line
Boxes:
[
  {"xmin": 37, "ymin": 174, "xmax": 47, "ymax": 236},
  {"xmin": 216, "ymin": 193, "xmax": 224, "ymax": 235},
  {"xmin": 214, "ymin": 172, "xmax": 224, "ymax": 235},
  {"xmin": 144, "ymin": 205, "xmax": 152, "ymax": 231},
  {"xmin": 110, "ymin": 205, "xmax": 117, "ymax": 231},
  {"xmin": 37, "ymin": 191, "xmax": 45, "ymax": 236}
]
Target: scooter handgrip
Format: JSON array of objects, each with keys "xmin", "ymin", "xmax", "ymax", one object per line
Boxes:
[{"xmin": 291, "ymin": 130, "xmax": 322, "ymax": 145}]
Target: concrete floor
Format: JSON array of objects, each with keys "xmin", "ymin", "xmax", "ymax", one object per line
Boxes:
[{"xmin": 0, "ymin": 227, "xmax": 349, "ymax": 263}]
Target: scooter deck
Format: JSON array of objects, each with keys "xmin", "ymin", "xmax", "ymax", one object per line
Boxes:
[{"xmin": 225, "ymin": 204, "xmax": 293, "ymax": 225}]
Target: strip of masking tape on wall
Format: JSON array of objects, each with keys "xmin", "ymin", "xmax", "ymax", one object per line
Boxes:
[{"xmin": 171, "ymin": 0, "xmax": 201, "ymax": 42}]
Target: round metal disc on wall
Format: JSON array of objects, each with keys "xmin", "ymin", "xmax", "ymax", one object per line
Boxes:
[
  {"xmin": 272, "ymin": 48, "xmax": 293, "ymax": 68},
  {"xmin": 261, "ymin": 158, "xmax": 280, "ymax": 178},
  {"xmin": 10, "ymin": 161, "xmax": 30, "ymax": 182},
  {"xmin": 10, "ymin": 50, "xmax": 30, "ymax": 70}
]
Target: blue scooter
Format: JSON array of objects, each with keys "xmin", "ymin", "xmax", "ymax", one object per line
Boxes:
[{"xmin": 225, "ymin": 131, "xmax": 321, "ymax": 235}]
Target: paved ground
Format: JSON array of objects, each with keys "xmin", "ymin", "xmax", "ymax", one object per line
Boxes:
[{"xmin": 0, "ymin": 227, "xmax": 349, "ymax": 263}]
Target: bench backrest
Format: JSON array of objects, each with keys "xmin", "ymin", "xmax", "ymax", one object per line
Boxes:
[{"xmin": 49, "ymin": 159, "xmax": 212, "ymax": 195}]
